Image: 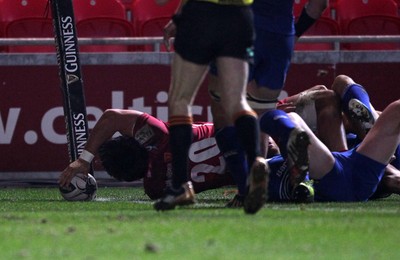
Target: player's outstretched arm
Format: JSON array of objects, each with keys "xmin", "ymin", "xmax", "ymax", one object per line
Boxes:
[{"xmin": 59, "ymin": 109, "xmax": 143, "ymax": 187}]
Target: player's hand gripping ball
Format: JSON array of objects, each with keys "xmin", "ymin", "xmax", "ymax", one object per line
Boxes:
[{"xmin": 59, "ymin": 173, "xmax": 97, "ymax": 201}]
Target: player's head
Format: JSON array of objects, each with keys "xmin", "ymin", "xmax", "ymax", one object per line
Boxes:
[{"xmin": 98, "ymin": 136, "xmax": 149, "ymax": 182}]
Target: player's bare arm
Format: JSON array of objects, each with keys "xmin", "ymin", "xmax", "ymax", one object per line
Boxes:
[{"xmin": 59, "ymin": 109, "xmax": 143, "ymax": 187}]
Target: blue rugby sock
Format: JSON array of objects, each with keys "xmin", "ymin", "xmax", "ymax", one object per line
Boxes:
[
  {"xmin": 259, "ymin": 110, "xmax": 296, "ymax": 157},
  {"xmin": 215, "ymin": 127, "xmax": 248, "ymax": 196},
  {"xmin": 342, "ymin": 84, "xmax": 372, "ymax": 115},
  {"xmin": 234, "ymin": 114, "xmax": 260, "ymax": 165}
]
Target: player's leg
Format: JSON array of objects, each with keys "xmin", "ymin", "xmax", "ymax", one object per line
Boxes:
[
  {"xmin": 168, "ymin": 53, "xmax": 209, "ymax": 187},
  {"xmin": 168, "ymin": 53, "xmax": 209, "ymax": 186},
  {"xmin": 260, "ymin": 110, "xmax": 310, "ymax": 185},
  {"xmin": 282, "ymin": 86, "xmax": 347, "ymax": 152},
  {"xmin": 332, "ymin": 75, "xmax": 400, "ymax": 170},
  {"xmin": 215, "ymin": 126, "xmax": 248, "ymax": 207},
  {"xmin": 314, "ymin": 89, "xmax": 348, "ymax": 152},
  {"xmin": 357, "ymin": 100, "xmax": 400, "ymax": 165},
  {"xmin": 168, "ymin": 54, "xmax": 208, "ymax": 117},
  {"xmin": 237, "ymin": 31, "xmax": 293, "ymax": 210},
  {"xmin": 210, "ymin": 5, "xmax": 269, "ymax": 214},
  {"xmin": 260, "ymin": 110, "xmax": 318, "ymax": 202},
  {"xmin": 260, "ymin": 110, "xmax": 335, "ymax": 180},
  {"xmin": 216, "ymin": 56, "xmax": 269, "ymax": 214},
  {"xmin": 217, "ymin": 57, "xmax": 269, "ymax": 209},
  {"xmin": 247, "ymin": 30, "xmax": 294, "ymax": 157},
  {"xmin": 154, "ymin": 54, "xmax": 208, "ymax": 211},
  {"xmin": 287, "ymin": 112, "xmax": 336, "ymax": 180},
  {"xmin": 331, "ymin": 75, "xmax": 379, "ymax": 138},
  {"xmin": 154, "ymin": 1, "xmax": 220, "ymax": 210},
  {"xmin": 209, "ymin": 83, "xmax": 249, "ymax": 207}
]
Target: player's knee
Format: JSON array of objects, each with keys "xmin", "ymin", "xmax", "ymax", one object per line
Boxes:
[
  {"xmin": 313, "ymin": 85, "xmax": 328, "ymax": 91},
  {"xmin": 332, "ymin": 75, "xmax": 355, "ymax": 94},
  {"xmin": 315, "ymin": 90, "xmax": 340, "ymax": 111},
  {"xmin": 286, "ymin": 112, "xmax": 302, "ymax": 125}
]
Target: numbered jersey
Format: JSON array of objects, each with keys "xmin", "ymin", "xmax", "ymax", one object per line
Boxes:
[{"xmin": 132, "ymin": 113, "xmax": 234, "ymax": 199}]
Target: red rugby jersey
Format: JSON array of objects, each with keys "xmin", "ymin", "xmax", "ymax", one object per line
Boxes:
[{"xmin": 132, "ymin": 113, "xmax": 234, "ymax": 199}]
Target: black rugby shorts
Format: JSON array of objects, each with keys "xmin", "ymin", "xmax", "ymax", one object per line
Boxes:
[{"xmin": 173, "ymin": 1, "xmax": 254, "ymax": 65}]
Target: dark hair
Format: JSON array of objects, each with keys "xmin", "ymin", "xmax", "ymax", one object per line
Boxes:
[{"xmin": 98, "ymin": 136, "xmax": 149, "ymax": 182}]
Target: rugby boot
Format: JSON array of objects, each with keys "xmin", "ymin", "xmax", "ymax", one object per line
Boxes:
[
  {"xmin": 292, "ymin": 180, "xmax": 314, "ymax": 203},
  {"xmin": 287, "ymin": 128, "xmax": 311, "ymax": 195},
  {"xmin": 154, "ymin": 181, "xmax": 195, "ymax": 211},
  {"xmin": 244, "ymin": 157, "xmax": 270, "ymax": 214},
  {"xmin": 348, "ymin": 98, "xmax": 375, "ymax": 132}
]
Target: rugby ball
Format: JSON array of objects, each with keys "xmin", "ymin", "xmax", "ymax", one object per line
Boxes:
[{"xmin": 59, "ymin": 173, "xmax": 97, "ymax": 201}]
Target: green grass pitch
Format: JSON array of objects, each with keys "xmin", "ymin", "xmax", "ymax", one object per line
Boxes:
[{"xmin": 1, "ymin": 186, "xmax": 400, "ymax": 259}]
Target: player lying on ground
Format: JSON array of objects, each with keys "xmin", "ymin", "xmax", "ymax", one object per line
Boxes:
[
  {"xmin": 330, "ymin": 75, "xmax": 400, "ymax": 198},
  {"xmin": 58, "ymin": 109, "xmax": 312, "ymax": 204},
  {"xmin": 279, "ymin": 74, "xmax": 400, "ymax": 198},
  {"xmin": 259, "ymin": 93, "xmax": 400, "ymax": 202},
  {"xmin": 228, "ymin": 74, "xmax": 370, "ymax": 213}
]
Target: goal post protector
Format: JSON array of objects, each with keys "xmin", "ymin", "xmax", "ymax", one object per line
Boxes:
[{"xmin": 50, "ymin": 0, "xmax": 93, "ymax": 174}]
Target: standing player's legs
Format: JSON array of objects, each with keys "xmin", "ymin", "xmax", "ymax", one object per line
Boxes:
[
  {"xmin": 168, "ymin": 53, "xmax": 209, "ymax": 186},
  {"xmin": 154, "ymin": 53, "xmax": 208, "ymax": 211},
  {"xmin": 210, "ymin": 82, "xmax": 249, "ymax": 207},
  {"xmin": 216, "ymin": 57, "xmax": 269, "ymax": 214},
  {"xmin": 153, "ymin": 1, "xmax": 214, "ymax": 211},
  {"xmin": 203, "ymin": 4, "xmax": 269, "ymax": 214},
  {"xmin": 216, "ymin": 57, "xmax": 258, "ymax": 164},
  {"xmin": 238, "ymin": 30, "xmax": 293, "ymax": 213},
  {"xmin": 155, "ymin": 1, "xmax": 256, "ymax": 211},
  {"xmin": 246, "ymin": 30, "xmax": 295, "ymax": 157}
]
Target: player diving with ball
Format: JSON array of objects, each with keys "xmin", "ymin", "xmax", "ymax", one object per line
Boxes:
[{"xmin": 58, "ymin": 108, "xmax": 313, "ymax": 205}]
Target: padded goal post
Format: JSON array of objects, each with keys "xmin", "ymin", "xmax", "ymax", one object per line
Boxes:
[{"xmin": 50, "ymin": 0, "xmax": 93, "ymax": 174}]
